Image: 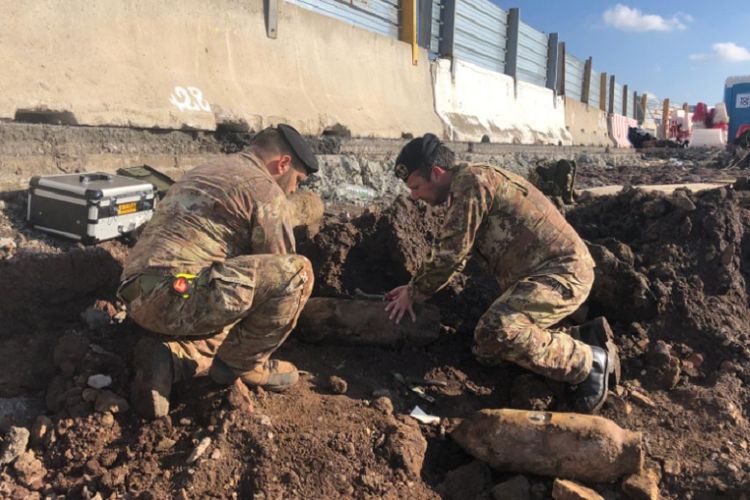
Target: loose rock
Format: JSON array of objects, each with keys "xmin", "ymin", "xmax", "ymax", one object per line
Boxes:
[
  {"xmin": 668, "ymin": 191, "xmax": 696, "ymax": 211},
  {"xmin": 187, "ymin": 437, "xmax": 212, "ymax": 464},
  {"xmin": 156, "ymin": 438, "xmax": 176, "ymax": 452},
  {"xmin": 0, "ymin": 237, "xmax": 16, "ymax": 260},
  {"xmin": 52, "ymin": 332, "xmax": 89, "ymax": 374},
  {"xmin": 0, "ymin": 426, "xmax": 30, "ymax": 465},
  {"xmin": 622, "ymin": 467, "xmax": 660, "ymax": 500},
  {"xmin": 30, "ymin": 416, "xmax": 52, "ymax": 445},
  {"xmin": 382, "ymin": 418, "xmax": 427, "ymax": 477},
  {"xmin": 94, "ymin": 391, "xmax": 130, "ymax": 414},
  {"xmin": 371, "ymin": 396, "xmax": 394, "ymax": 416},
  {"xmin": 491, "ymin": 475, "xmax": 530, "ymax": 500},
  {"xmin": 227, "ymin": 379, "xmax": 254, "ymax": 414},
  {"xmin": 87, "ymin": 374, "xmax": 112, "ymax": 389},
  {"xmin": 439, "ymin": 461, "xmax": 492, "ymax": 500},
  {"xmin": 629, "ymin": 390, "xmax": 657, "ymax": 408},
  {"xmin": 82, "ymin": 388, "xmax": 99, "ymax": 403},
  {"xmin": 552, "ymin": 479, "xmax": 603, "ymax": 500},
  {"xmin": 328, "ymin": 376, "xmax": 348, "ymax": 395},
  {"xmin": 12, "ymin": 451, "xmax": 46, "ymax": 490}
]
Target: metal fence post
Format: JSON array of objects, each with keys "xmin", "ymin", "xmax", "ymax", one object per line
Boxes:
[
  {"xmin": 640, "ymin": 94, "xmax": 649, "ymax": 124},
  {"xmin": 400, "ymin": 0, "xmax": 419, "ymax": 65},
  {"xmin": 622, "ymin": 84, "xmax": 629, "ymax": 116},
  {"xmin": 264, "ymin": 0, "xmax": 278, "ymax": 39},
  {"xmin": 581, "ymin": 57, "xmax": 592, "ymax": 104},
  {"xmin": 662, "ymin": 98, "xmax": 670, "ymax": 139},
  {"xmin": 633, "ymin": 91, "xmax": 639, "ymax": 120},
  {"xmin": 418, "ymin": 0, "xmax": 433, "ymax": 49},
  {"xmin": 608, "ymin": 75, "xmax": 615, "ymax": 114},
  {"xmin": 505, "ymin": 8, "xmax": 520, "ymax": 80},
  {"xmin": 556, "ymin": 42, "xmax": 566, "ymax": 95},
  {"xmin": 599, "ymin": 72, "xmax": 607, "ymax": 111},
  {"xmin": 546, "ymin": 33, "xmax": 559, "ymax": 92},
  {"xmin": 438, "ymin": 0, "xmax": 455, "ymax": 59}
]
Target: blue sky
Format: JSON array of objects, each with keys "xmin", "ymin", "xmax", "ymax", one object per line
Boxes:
[{"xmin": 494, "ymin": 1, "xmax": 750, "ymax": 104}]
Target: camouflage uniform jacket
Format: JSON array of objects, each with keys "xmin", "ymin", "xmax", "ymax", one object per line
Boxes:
[
  {"xmin": 410, "ymin": 163, "xmax": 594, "ymax": 302},
  {"xmin": 123, "ymin": 153, "xmax": 294, "ymax": 279}
]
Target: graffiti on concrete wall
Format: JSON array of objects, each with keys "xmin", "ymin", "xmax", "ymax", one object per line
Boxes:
[{"xmin": 169, "ymin": 86, "xmax": 211, "ymax": 113}]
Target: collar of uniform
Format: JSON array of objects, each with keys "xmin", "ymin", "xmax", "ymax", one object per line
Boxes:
[
  {"xmin": 239, "ymin": 152, "xmax": 275, "ymax": 182},
  {"xmin": 445, "ymin": 163, "xmax": 469, "ymax": 208}
]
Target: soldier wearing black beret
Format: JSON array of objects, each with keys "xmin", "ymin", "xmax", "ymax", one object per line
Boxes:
[
  {"xmin": 386, "ymin": 134, "xmax": 620, "ymax": 414},
  {"xmin": 120, "ymin": 124, "xmax": 319, "ymax": 418}
]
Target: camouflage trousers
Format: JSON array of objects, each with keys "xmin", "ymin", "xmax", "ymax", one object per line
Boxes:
[
  {"xmin": 126, "ymin": 254, "xmax": 314, "ymax": 382},
  {"xmin": 473, "ymin": 261, "xmax": 595, "ymax": 384}
]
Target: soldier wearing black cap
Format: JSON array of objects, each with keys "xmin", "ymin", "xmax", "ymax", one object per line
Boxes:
[
  {"xmin": 119, "ymin": 124, "xmax": 319, "ymax": 418},
  {"xmin": 385, "ymin": 134, "xmax": 620, "ymax": 414}
]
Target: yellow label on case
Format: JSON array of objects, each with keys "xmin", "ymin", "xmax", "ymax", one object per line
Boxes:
[{"xmin": 117, "ymin": 202, "xmax": 138, "ymax": 215}]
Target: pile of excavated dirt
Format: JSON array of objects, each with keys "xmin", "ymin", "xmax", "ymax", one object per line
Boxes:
[
  {"xmin": 3, "ymin": 180, "xmax": 750, "ymax": 498},
  {"xmin": 576, "ymin": 161, "xmax": 744, "ymax": 188}
]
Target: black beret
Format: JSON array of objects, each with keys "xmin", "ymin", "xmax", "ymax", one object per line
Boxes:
[
  {"xmin": 277, "ymin": 123, "xmax": 319, "ymax": 175},
  {"xmin": 394, "ymin": 133, "xmax": 441, "ymax": 181}
]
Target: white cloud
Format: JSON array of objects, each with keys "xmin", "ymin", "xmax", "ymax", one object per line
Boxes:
[
  {"xmin": 689, "ymin": 42, "xmax": 750, "ymax": 63},
  {"xmin": 602, "ymin": 4, "xmax": 692, "ymax": 32}
]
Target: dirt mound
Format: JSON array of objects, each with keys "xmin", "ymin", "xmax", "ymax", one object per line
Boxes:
[
  {"xmin": 575, "ymin": 158, "xmax": 736, "ymax": 189},
  {"xmin": 298, "ymin": 194, "xmax": 499, "ymax": 335},
  {"xmin": 298, "ymin": 195, "xmax": 445, "ymax": 297},
  {"xmin": 4, "ymin": 184, "xmax": 750, "ymax": 497},
  {"xmin": 569, "ymin": 186, "xmax": 750, "ymax": 370}
]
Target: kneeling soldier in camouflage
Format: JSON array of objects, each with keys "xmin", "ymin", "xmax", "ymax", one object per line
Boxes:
[
  {"xmin": 118, "ymin": 125, "xmax": 317, "ymax": 418},
  {"xmin": 385, "ymin": 134, "xmax": 620, "ymax": 413}
]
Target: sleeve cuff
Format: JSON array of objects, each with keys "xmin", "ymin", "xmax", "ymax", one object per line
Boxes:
[{"xmin": 408, "ymin": 280, "xmax": 432, "ymax": 303}]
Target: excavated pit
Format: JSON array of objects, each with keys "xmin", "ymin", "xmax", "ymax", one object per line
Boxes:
[{"xmin": 2, "ymin": 155, "xmax": 750, "ymax": 498}]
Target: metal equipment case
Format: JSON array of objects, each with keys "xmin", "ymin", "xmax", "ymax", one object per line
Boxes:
[{"xmin": 28, "ymin": 172, "xmax": 156, "ymax": 243}]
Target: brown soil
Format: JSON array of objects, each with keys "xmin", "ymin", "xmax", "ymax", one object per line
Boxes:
[
  {"xmin": 576, "ymin": 159, "xmax": 737, "ymax": 189},
  {"xmin": 3, "ymin": 174, "xmax": 750, "ymax": 498}
]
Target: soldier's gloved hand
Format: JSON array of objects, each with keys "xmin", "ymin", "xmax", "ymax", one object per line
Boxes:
[{"xmin": 384, "ymin": 285, "xmax": 417, "ymax": 324}]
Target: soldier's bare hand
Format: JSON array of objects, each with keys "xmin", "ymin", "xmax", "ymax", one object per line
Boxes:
[
  {"xmin": 385, "ymin": 285, "xmax": 407, "ymax": 301},
  {"xmin": 384, "ymin": 286, "xmax": 416, "ymax": 324}
]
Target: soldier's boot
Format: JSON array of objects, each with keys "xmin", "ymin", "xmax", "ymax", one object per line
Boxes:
[
  {"xmin": 131, "ymin": 337, "xmax": 173, "ymax": 419},
  {"xmin": 210, "ymin": 358, "xmax": 299, "ymax": 392},
  {"xmin": 571, "ymin": 317, "xmax": 620, "ymax": 389},
  {"xmin": 570, "ymin": 345, "xmax": 611, "ymax": 414}
]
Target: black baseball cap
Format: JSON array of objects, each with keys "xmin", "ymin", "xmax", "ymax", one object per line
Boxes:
[
  {"xmin": 277, "ymin": 123, "xmax": 319, "ymax": 175},
  {"xmin": 394, "ymin": 133, "xmax": 442, "ymax": 181}
]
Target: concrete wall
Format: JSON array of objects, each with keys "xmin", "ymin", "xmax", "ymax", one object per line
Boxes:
[
  {"xmin": 609, "ymin": 114, "xmax": 638, "ymax": 148},
  {"xmin": 432, "ymin": 59, "xmax": 571, "ymax": 145},
  {"xmin": 0, "ymin": 0, "xmax": 442, "ymax": 137},
  {"xmin": 564, "ymin": 98, "xmax": 613, "ymax": 147}
]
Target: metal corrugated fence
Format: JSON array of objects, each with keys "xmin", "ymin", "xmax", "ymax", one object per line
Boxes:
[
  {"xmin": 453, "ymin": 0, "xmax": 507, "ymax": 73},
  {"xmin": 286, "ymin": 0, "xmax": 400, "ymax": 38},
  {"xmin": 565, "ymin": 55, "xmax": 585, "ymax": 101},
  {"xmin": 590, "ymin": 70, "xmax": 601, "ymax": 107},
  {"xmin": 430, "ymin": 0, "xmax": 443, "ymax": 54},
  {"xmin": 285, "ymin": 0, "xmax": 649, "ymax": 122},
  {"xmin": 516, "ymin": 21, "xmax": 547, "ymax": 86},
  {"xmin": 613, "ymin": 82, "xmax": 624, "ymax": 115}
]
